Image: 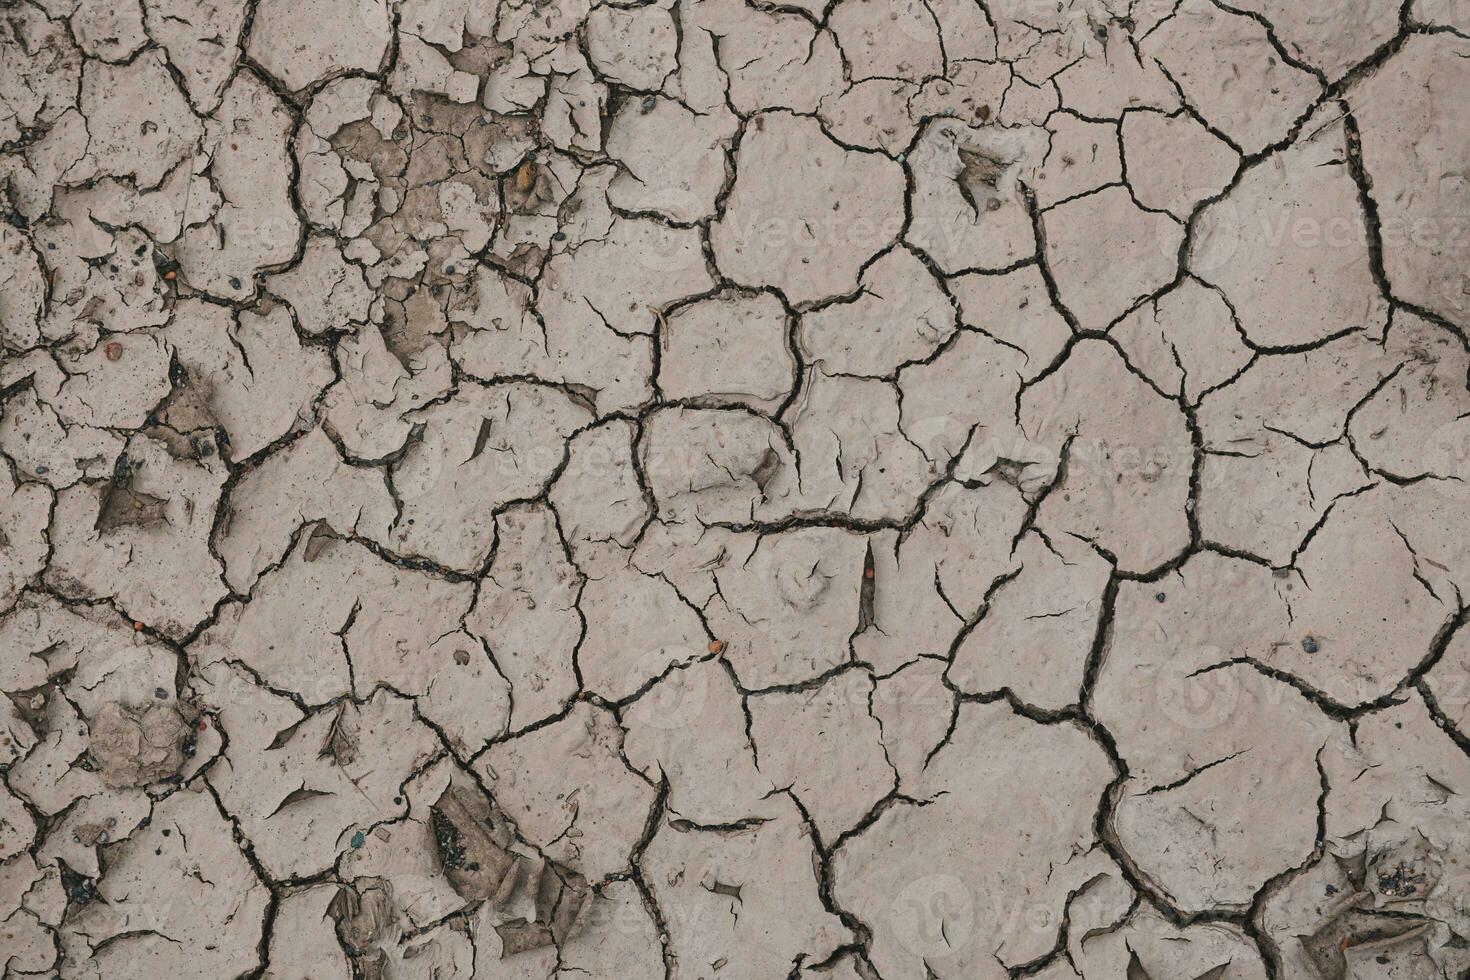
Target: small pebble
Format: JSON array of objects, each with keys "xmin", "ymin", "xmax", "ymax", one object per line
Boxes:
[
  {"xmin": 351, "ymin": 830, "xmax": 366, "ymax": 849},
  {"xmin": 708, "ymin": 639, "xmax": 725, "ymax": 654},
  {"xmin": 1302, "ymin": 636, "xmax": 1320, "ymax": 654},
  {"xmin": 1154, "ymin": 592, "xmax": 1166, "ymax": 603},
  {"xmin": 104, "ymin": 341, "xmax": 123, "ymax": 361}
]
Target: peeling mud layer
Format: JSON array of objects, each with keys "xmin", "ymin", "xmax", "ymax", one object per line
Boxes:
[{"xmin": 5, "ymin": 1, "xmax": 1470, "ymax": 979}]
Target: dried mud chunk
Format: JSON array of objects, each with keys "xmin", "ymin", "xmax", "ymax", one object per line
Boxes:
[
  {"xmin": 906, "ymin": 119, "xmax": 1046, "ymax": 274},
  {"xmin": 712, "ymin": 111, "xmax": 904, "ymax": 306},
  {"xmin": 642, "ymin": 796, "xmax": 849, "ymax": 977},
  {"xmin": 1349, "ymin": 310, "xmax": 1470, "ymax": 481},
  {"xmin": 1110, "ymin": 278, "xmax": 1253, "ymax": 404},
  {"xmin": 833, "ymin": 701, "xmax": 1113, "ymax": 978},
  {"xmin": 708, "ymin": 526, "xmax": 867, "ymax": 689},
  {"xmin": 548, "ymin": 420, "xmax": 650, "ymax": 563},
  {"xmin": 851, "ymin": 528, "xmax": 964, "ymax": 675},
  {"xmin": 1269, "ymin": 489, "xmax": 1452, "ymax": 705},
  {"xmin": 657, "ymin": 290, "xmax": 795, "ymax": 412},
  {"xmin": 0, "ymin": 4, "xmax": 81, "ymax": 145},
  {"xmin": 1121, "ymin": 109, "xmax": 1239, "ymax": 220},
  {"xmin": 61, "ymin": 788, "xmax": 269, "ymax": 979},
  {"xmin": 828, "ymin": 0, "xmax": 944, "ymax": 82},
  {"xmin": 0, "ymin": 467, "xmax": 51, "ymax": 612},
  {"xmin": 1415, "ymin": 0, "xmax": 1470, "ymax": 30},
  {"xmin": 38, "ymin": 224, "xmax": 172, "ymax": 344},
  {"xmin": 622, "ymin": 660, "xmax": 776, "ymax": 824},
  {"xmin": 1054, "ymin": 21, "xmax": 1179, "ymax": 120},
  {"xmin": 869, "ymin": 658, "xmax": 955, "ymax": 796},
  {"xmin": 198, "ymin": 531, "xmax": 473, "ymax": 704},
  {"xmin": 203, "ymin": 684, "xmax": 440, "ymax": 880},
  {"xmin": 71, "ymin": 0, "xmax": 147, "ymax": 60},
  {"xmin": 85, "ymin": 701, "xmax": 189, "ymax": 788},
  {"xmin": 77, "ymin": 49, "xmax": 201, "ymax": 188},
  {"xmin": 1094, "ymin": 556, "xmax": 1347, "ymax": 914},
  {"xmin": 390, "ymin": 382, "xmax": 591, "ymax": 572},
  {"xmin": 556, "ymin": 878, "xmax": 663, "ymax": 980},
  {"xmin": 948, "ymin": 529, "xmax": 1111, "ymax": 711},
  {"xmin": 265, "ymin": 236, "xmax": 375, "ymax": 336},
  {"xmin": 464, "ymin": 505, "xmax": 582, "ymax": 731},
  {"xmin": 142, "ymin": 0, "xmax": 246, "ymax": 112},
  {"xmin": 606, "ymin": 96, "xmax": 737, "ymax": 223},
  {"xmin": 818, "ymin": 78, "xmax": 921, "ymax": 155},
  {"xmin": 1019, "ymin": 339, "xmax": 1193, "ymax": 575},
  {"xmin": 693, "ymin": 0, "xmax": 843, "ymax": 113},
  {"xmin": 0, "ymin": 384, "xmax": 122, "ymax": 490},
  {"xmin": 1193, "ymin": 108, "xmax": 1388, "ymax": 348},
  {"xmin": 0, "ymin": 783, "xmax": 39, "ymax": 861},
  {"xmin": 1142, "ymin": 0, "xmax": 1322, "ymax": 156},
  {"xmin": 748, "ymin": 669, "xmax": 894, "ymax": 843},
  {"xmin": 216, "ymin": 427, "xmax": 396, "ymax": 592},
  {"xmin": 164, "ymin": 301, "xmax": 333, "ymax": 462},
  {"xmin": 900, "ymin": 481, "xmax": 1029, "ymax": 621},
  {"xmin": 1112, "ymin": 748, "xmax": 1324, "ymax": 915},
  {"xmin": 1194, "ymin": 331, "xmax": 1399, "ymax": 561},
  {"xmin": 585, "ymin": 3, "xmax": 677, "ymax": 89},
  {"xmin": 1092, "ymin": 552, "xmax": 1336, "ymax": 785},
  {"xmin": 474, "ymin": 702, "xmax": 656, "ymax": 882},
  {"xmin": 578, "ymin": 564, "xmax": 708, "ymax": 701},
  {"xmin": 0, "ymin": 223, "xmax": 45, "ymax": 349},
  {"xmin": 897, "ymin": 329, "xmax": 1029, "ymax": 478},
  {"xmin": 177, "ymin": 73, "xmax": 301, "ymax": 302},
  {"xmin": 50, "ymin": 332, "xmax": 173, "ymax": 430},
  {"xmin": 248, "ymin": 0, "xmax": 391, "ymax": 91},
  {"xmin": 1033, "ymin": 112, "xmax": 1121, "ymax": 210},
  {"xmin": 1042, "ymin": 185, "xmax": 1183, "ymax": 329},
  {"xmin": 800, "ymin": 247, "xmax": 956, "ymax": 378},
  {"xmin": 641, "ymin": 407, "xmax": 796, "ymax": 524},
  {"xmin": 1226, "ymin": 0, "xmax": 1400, "ymax": 80},
  {"xmin": 47, "ymin": 439, "xmax": 227, "ymax": 639},
  {"xmin": 946, "ymin": 266, "xmax": 1069, "ymax": 382},
  {"xmin": 539, "ymin": 217, "xmax": 713, "ymax": 340},
  {"xmin": 784, "ymin": 370, "xmax": 937, "ymax": 520}
]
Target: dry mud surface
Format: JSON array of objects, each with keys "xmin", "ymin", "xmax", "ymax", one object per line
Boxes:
[{"xmin": 4, "ymin": 1, "xmax": 1470, "ymax": 978}]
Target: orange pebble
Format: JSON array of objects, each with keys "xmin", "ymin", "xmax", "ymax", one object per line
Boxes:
[
  {"xmin": 132, "ymin": 621, "xmax": 144, "ymax": 632},
  {"xmin": 708, "ymin": 639, "xmax": 724, "ymax": 654}
]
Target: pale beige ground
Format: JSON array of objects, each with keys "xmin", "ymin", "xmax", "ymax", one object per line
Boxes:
[{"xmin": 2, "ymin": 1, "xmax": 1470, "ymax": 978}]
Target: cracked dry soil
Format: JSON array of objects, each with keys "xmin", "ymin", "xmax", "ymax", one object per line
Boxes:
[{"xmin": 4, "ymin": 0, "xmax": 1470, "ymax": 978}]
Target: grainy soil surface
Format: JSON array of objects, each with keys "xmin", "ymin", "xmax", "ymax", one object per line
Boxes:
[{"xmin": 3, "ymin": 0, "xmax": 1470, "ymax": 977}]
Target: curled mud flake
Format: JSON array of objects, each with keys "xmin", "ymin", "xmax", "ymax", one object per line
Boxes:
[
  {"xmin": 328, "ymin": 876, "xmax": 399, "ymax": 960},
  {"xmin": 429, "ymin": 784, "xmax": 520, "ymax": 902},
  {"xmin": 94, "ymin": 483, "xmax": 169, "ymax": 533},
  {"xmin": 429, "ymin": 783, "xmax": 592, "ymax": 956}
]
